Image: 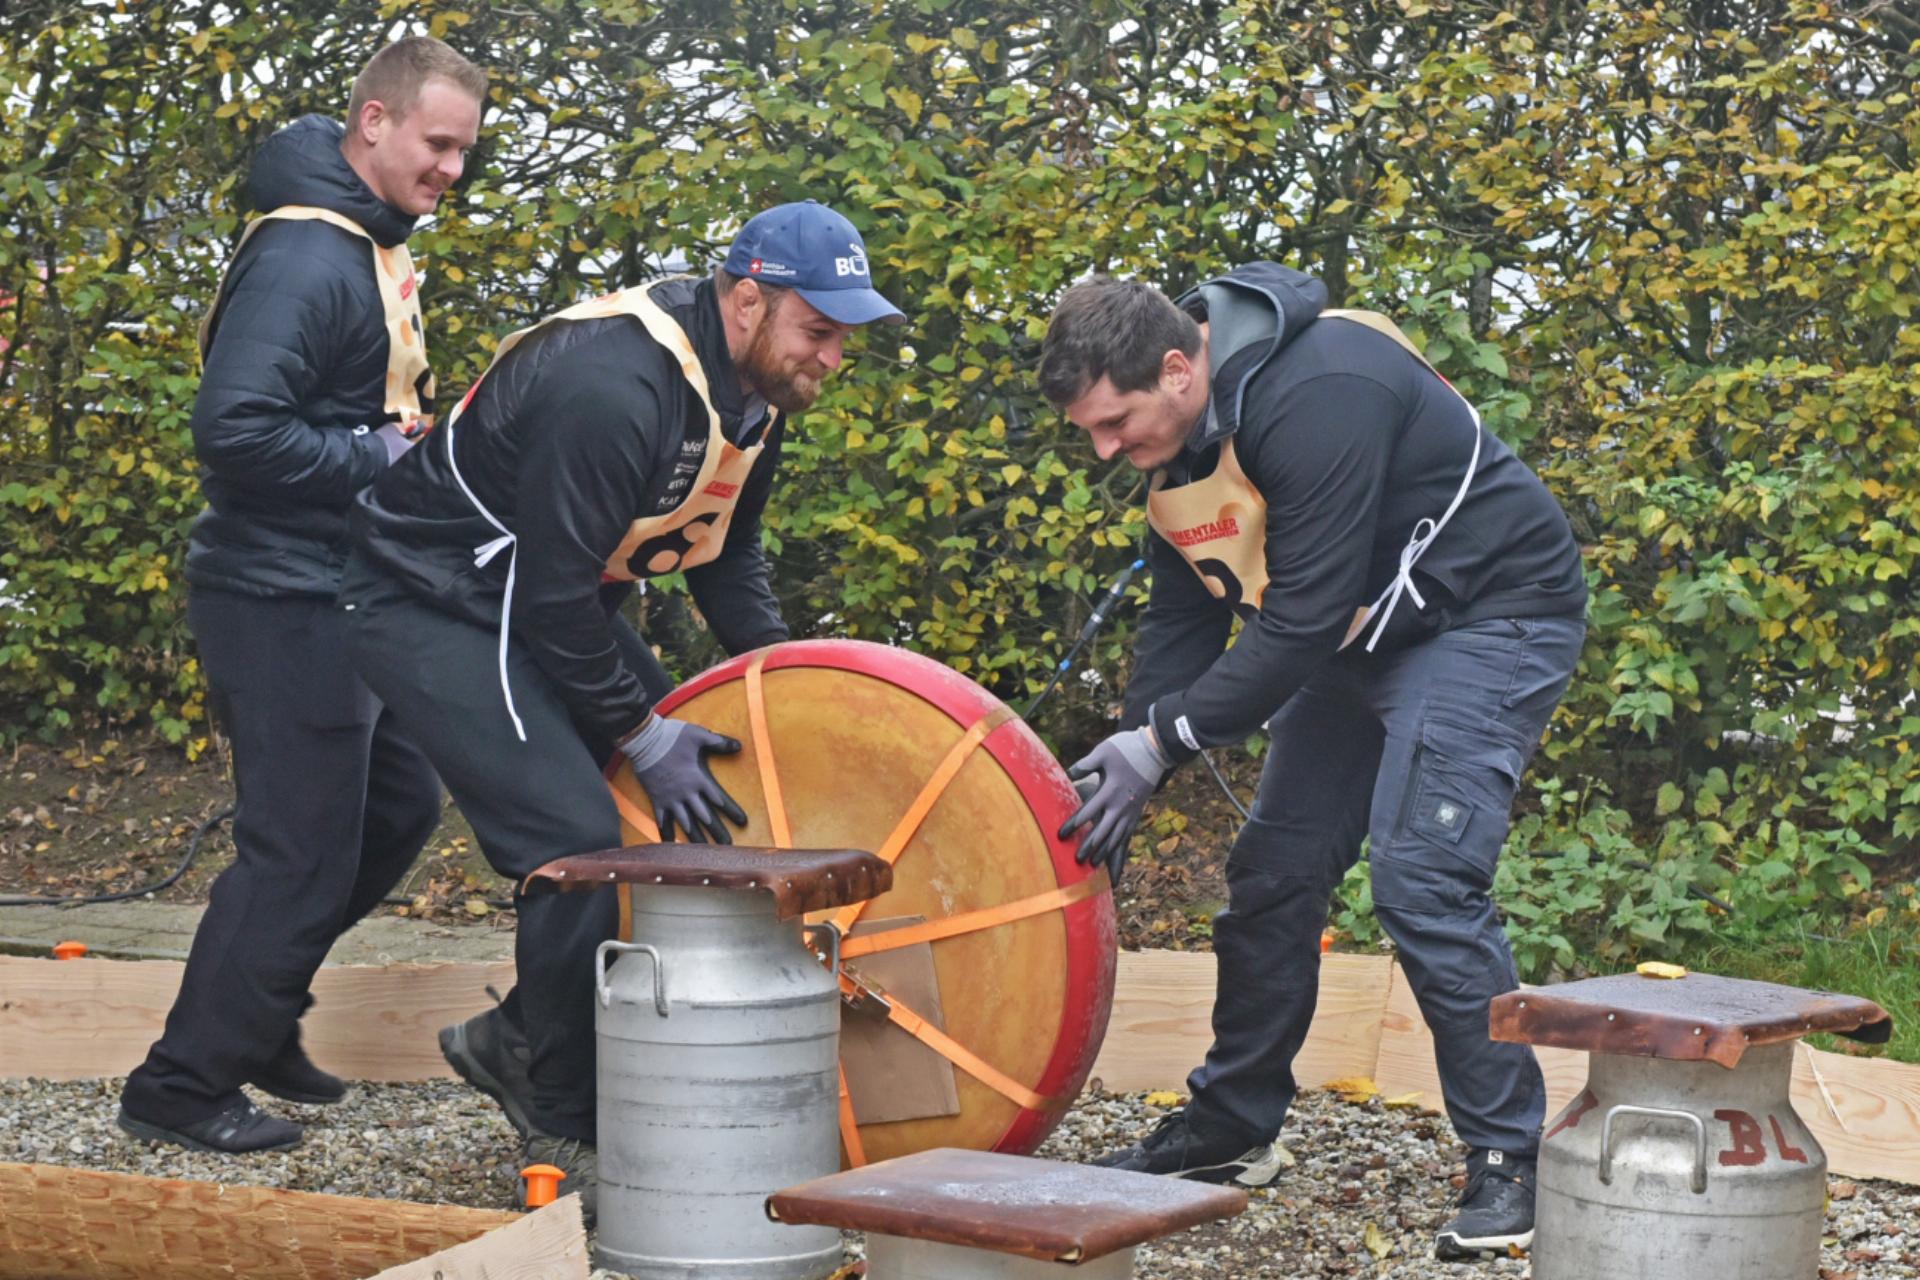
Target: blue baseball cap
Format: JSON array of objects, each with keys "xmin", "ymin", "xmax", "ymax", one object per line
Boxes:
[{"xmin": 723, "ymin": 200, "xmax": 904, "ymax": 326}]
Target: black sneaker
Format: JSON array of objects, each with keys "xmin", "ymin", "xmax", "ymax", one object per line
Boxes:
[
  {"xmin": 1435, "ymin": 1148, "xmax": 1535, "ymax": 1259},
  {"xmin": 523, "ymin": 1131, "xmax": 597, "ymax": 1226},
  {"xmin": 117, "ymin": 1099, "xmax": 303, "ymax": 1154},
  {"xmin": 439, "ymin": 1001, "xmax": 535, "ymax": 1138},
  {"xmin": 1091, "ymin": 1110, "xmax": 1286, "ymax": 1187},
  {"xmin": 252, "ymin": 1040, "xmax": 347, "ymax": 1105}
]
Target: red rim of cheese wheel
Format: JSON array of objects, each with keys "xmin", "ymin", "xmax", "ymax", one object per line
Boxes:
[{"xmin": 603, "ymin": 639, "xmax": 1117, "ymax": 1161}]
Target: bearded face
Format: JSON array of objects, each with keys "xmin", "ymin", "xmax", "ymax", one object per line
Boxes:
[{"xmin": 734, "ymin": 288, "xmax": 854, "ymax": 413}]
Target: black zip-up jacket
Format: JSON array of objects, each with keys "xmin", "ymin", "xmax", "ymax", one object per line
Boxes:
[
  {"xmin": 349, "ymin": 276, "xmax": 789, "ymax": 745},
  {"xmin": 1123, "ymin": 262, "xmax": 1588, "ymax": 764},
  {"xmin": 185, "ymin": 115, "xmax": 419, "ymax": 597}
]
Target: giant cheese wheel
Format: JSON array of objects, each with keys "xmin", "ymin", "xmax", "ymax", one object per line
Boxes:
[{"xmin": 604, "ymin": 640, "xmax": 1116, "ymax": 1162}]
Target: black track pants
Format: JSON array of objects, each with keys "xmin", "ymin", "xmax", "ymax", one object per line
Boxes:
[{"xmin": 122, "ymin": 588, "xmax": 442, "ymax": 1126}]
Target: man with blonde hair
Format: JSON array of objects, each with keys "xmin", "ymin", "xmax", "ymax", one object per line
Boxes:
[{"xmin": 119, "ymin": 36, "xmax": 485, "ymax": 1155}]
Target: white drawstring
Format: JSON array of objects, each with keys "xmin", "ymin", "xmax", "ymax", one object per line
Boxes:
[
  {"xmin": 1355, "ymin": 408, "xmax": 1484, "ymax": 653},
  {"xmin": 442, "ymin": 418, "xmax": 527, "ymax": 741}
]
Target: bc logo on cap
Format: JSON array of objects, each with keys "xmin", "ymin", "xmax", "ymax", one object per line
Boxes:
[{"xmin": 834, "ymin": 241, "xmax": 869, "ymax": 279}]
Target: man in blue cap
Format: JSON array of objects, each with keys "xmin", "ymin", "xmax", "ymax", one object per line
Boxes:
[{"xmin": 338, "ymin": 201, "xmax": 901, "ymax": 1215}]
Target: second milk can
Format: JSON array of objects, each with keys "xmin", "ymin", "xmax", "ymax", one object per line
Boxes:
[{"xmin": 1490, "ymin": 969, "xmax": 1890, "ymax": 1280}]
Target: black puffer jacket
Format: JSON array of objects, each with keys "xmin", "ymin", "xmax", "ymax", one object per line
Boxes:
[
  {"xmin": 349, "ymin": 275, "xmax": 789, "ymax": 746},
  {"xmin": 184, "ymin": 115, "xmax": 420, "ymax": 598},
  {"xmin": 1122, "ymin": 262, "xmax": 1588, "ymax": 763}
]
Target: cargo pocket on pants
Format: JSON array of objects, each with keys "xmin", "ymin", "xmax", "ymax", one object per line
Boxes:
[{"xmin": 1395, "ymin": 703, "xmax": 1536, "ymax": 885}]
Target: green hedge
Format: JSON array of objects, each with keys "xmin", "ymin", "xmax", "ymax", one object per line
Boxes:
[{"xmin": 4, "ymin": 0, "xmax": 1916, "ymax": 970}]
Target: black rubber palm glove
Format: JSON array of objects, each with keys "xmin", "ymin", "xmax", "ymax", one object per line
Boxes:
[
  {"xmin": 618, "ymin": 716, "xmax": 749, "ymax": 844},
  {"xmin": 1058, "ymin": 726, "xmax": 1173, "ymax": 884}
]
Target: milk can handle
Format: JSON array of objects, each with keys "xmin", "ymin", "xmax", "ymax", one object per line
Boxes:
[
  {"xmin": 1598, "ymin": 1103, "xmax": 1708, "ymax": 1194},
  {"xmin": 802, "ymin": 922, "xmax": 842, "ymax": 978},
  {"xmin": 596, "ymin": 939, "xmax": 668, "ymax": 1016}
]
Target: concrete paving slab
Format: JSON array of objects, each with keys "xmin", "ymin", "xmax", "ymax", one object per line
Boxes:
[{"xmin": 0, "ymin": 900, "xmax": 514, "ymax": 965}]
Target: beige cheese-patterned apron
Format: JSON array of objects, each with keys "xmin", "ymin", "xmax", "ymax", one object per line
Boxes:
[
  {"xmin": 1145, "ymin": 309, "xmax": 1484, "ymax": 653},
  {"xmin": 200, "ymin": 205, "xmax": 435, "ymax": 435},
  {"xmin": 442, "ymin": 277, "xmax": 775, "ymax": 739}
]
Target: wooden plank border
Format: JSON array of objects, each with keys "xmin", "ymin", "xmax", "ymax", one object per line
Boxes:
[
  {"xmin": 0, "ymin": 1162, "xmax": 520, "ymax": 1280},
  {"xmin": 2, "ymin": 952, "xmax": 1914, "ymax": 1185}
]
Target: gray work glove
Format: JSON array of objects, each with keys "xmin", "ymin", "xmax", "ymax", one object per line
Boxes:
[
  {"xmin": 618, "ymin": 715, "xmax": 748, "ymax": 844},
  {"xmin": 1058, "ymin": 725, "xmax": 1172, "ymax": 884},
  {"xmin": 367, "ymin": 420, "xmax": 430, "ymax": 464},
  {"xmin": 364, "ymin": 422, "xmax": 418, "ymax": 462}
]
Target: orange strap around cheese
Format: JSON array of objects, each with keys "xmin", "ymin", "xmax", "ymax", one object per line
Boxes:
[
  {"xmin": 745, "ymin": 649, "xmax": 794, "ymax": 848},
  {"xmin": 839, "ymin": 874, "xmax": 1109, "ymax": 959},
  {"xmin": 837, "ymin": 967, "xmax": 1053, "ymax": 1112}
]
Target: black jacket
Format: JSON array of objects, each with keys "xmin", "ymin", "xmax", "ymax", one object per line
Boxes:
[
  {"xmin": 1124, "ymin": 262, "xmax": 1588, "ymax": 763},
  {"xmin": 184, "ymin": 115, "xmax": 420, "ymax": 598},
  {"xmin": 349, "ymin": 276, "xmax": 789, "ymax": 745}
]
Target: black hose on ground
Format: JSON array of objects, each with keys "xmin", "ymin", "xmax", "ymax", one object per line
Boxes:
[{"xmin": 0, "ymin": 803, "xmax": 236, "ymax": 907}]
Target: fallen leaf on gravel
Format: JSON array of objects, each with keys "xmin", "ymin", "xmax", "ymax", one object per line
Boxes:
[
  {"xmin": 1383, "ymin": 1091, "xmax": 1425, "ymax": 1110},
  {"xmin": 464, "ymin": 898, "xmax": 492, "ymax": 917},
  {"xmin": 1832, "ymin": 1180, "xmax": 1858, "ymax": 1200},
  {"xmin": 1324, "ymin": 1077, "xmax": 1380, "ymax": 1104},
  {"xmin": 1143, "ymin": 1091, "xmax": 1184, "ymax": 1107},
  {"xmin": 1362, "ymin": 1222, "xmax": 1392, "ymax": 1260}
]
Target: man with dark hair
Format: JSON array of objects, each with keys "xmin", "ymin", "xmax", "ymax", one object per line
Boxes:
[
  {"xmin": 339, "ymin": 201, "xmax": 901, "ymax": 1216},
  {"xmin": 119, "ymin": 36, "xmax": 485, "ymax": 1154},
  {"xmin": 1041, "ymin": 267, "xmax": 1587, "ymax": 1259}
]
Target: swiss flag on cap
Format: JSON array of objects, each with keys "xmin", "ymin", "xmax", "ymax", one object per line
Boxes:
[{"xmin": 749, "ymin": 258, "xmax": 763, "ymax": 273}]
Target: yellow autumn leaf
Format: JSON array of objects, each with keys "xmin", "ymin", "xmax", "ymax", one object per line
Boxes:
[
  {"xmin": 464, "ymin": 897, "xmax": 492, "ymax": 917},
  {"xmin": 1384, "ymin": 1091, "xmax": 1426, "ymax": 1110},
  {"xmin": 1636, "ymin": 961, "xmax": 1688, "ymax": 979},
  {"xmin": 1363, "ymin": 1221, "xmax": 1393, "ymax": 1260},
  {"xmin": 1143, "ymin": 1090, "xmax": 1183, "ymax": 1107},
  {"xmin": 1324, "ymin": 1076, "xmax": 1380, "ymax": 1104}
]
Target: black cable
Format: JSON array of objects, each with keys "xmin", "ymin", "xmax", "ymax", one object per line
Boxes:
[
  {"xmin": 0, "ymin": 803, "xmax": 236, "ymax": 907},
  {"xmin": 1024, "ymin": 558, "xmax": 1147, "ymax": 720},
  {"xmin": 1200, "ymin": 750, "xmax": 1252, "ymax": 822},
  {"xmin": 379, "ymin": 892, "xmax": 516, "ymax": 911},
  {"xmin": 1620, "ymin": 857, "xmax": 1736, "ymax": 915}
]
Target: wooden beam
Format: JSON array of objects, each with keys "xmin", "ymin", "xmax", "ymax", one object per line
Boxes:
[
  {"xmin": 1089, "ymin": 951, "xmax": 1391, "ymax": 1092},
  {"xmin": 0, "ymin": 1162, "xmax": 519, "ymax": 1280},
  {"xmin": 0, "ymin": 957, "xmax": 511, "ymax": 1082},
  {"xmin": 363, "ymin": 1196, "xmax": 587, "ymax": 1280},
  {"xmin": 3, "ymin": 952, "xmax": 1915, "ymax": 1186}
]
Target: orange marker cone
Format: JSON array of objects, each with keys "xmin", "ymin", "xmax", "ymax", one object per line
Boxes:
[
  {"xmin": 1319, "ymin": 929, "xmax": 1334, "ymax": 954},
  {"xmin": 52, "ymin": 940, "xmax": 88, "ymax": 960},
  {"xmin": 520, "ymin": 1163, "xmax": 566, "ymax": 1208}
]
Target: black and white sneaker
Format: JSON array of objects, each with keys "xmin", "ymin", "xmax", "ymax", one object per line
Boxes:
[
  {"xmin": 117, "ymin": 1098, "xmax": 303, "ymax": 1154},
  {"xmin": 1435, "ymin": 1148, "xmax": 1535, "ymax": 1259},
  {"xmin": 1091, "ymin": 1110, "xmax": 1287, "ymax": 1187}
]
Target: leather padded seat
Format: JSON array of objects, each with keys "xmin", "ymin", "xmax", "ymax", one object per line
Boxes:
[
  {"xmin": 1491, "ymin": 971, "xmax": 1891, "ymax": 1067},
  {"xmin": 766, "ymin": 1147, "xmax": 1247, "ymax": 1265},
  {"xmin": 523, "ymin": 843, "xmax": 890, "ymax": 919}
]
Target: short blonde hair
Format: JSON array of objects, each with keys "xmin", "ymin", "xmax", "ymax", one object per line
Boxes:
[{"xmin": 346, "ymin": 36, "xmax": 485, "ymax": 128}]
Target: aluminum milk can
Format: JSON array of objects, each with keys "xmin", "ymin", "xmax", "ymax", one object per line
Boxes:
[
  {"xmin": 1534, "ymin": 1043, "xmax": 1823, "ymax": 1279},
  {"xmin": 594, "ymin": 882, "xmax": 843, "ymax": 1279}
]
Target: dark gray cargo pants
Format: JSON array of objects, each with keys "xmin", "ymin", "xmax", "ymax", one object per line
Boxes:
[{"xmin": 1182, "ymin": 614, "xmax": 1585, "ymax": 1157}]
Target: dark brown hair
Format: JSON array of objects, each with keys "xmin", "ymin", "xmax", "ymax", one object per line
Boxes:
[{"xmin": 1038, "ymin": 275, "xmax": 1202, "ymax": 408}]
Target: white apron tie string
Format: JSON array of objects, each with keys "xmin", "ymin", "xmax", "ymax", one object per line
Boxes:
[
  {"xmin": 442, "ymin": 420, "xmax": 527, "ymax": 741},
  {"xmin": 1353, "ymin": 409, "xmax": 1485, "ymax": 653}
]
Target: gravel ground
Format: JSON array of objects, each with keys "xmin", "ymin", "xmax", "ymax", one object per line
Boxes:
[{"xmin": 4, "ymin": 1078, "xmax": 1914, "ymax": 1279}]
